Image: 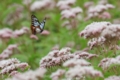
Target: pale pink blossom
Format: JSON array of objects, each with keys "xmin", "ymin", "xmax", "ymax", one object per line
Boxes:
[
  {"xmin": 61, "ymin": 9, "xmax": 76, "ymax": 19},
  {"xmin": 66, "ymin": 0, "xmax": 76, "ymax": 5},
  {"xmin": 57, "ymin": 0, "xmax": 76, "ymax": 10},
  {"xmin": 84, "ymin": 1, "xmax": 94, "ymax": 8},
  {"xmin": 13, "ymin": 27, "xmax": 30, "ymax": 37},
  {"xmin": 71, "ymin": 7, "xmax": 83, "ymax": 15},
  {"xmin": 30, "ymin": 34, "xmax": 38, "ymax": 40},
  {"xmin": 15, "ymin": 63, "xmax": 29, "ymax": 71},
  {"xmin": 40, "ymin": 47, "xmax": 72, "ymax": 68},
  {"xmin": 58, "ymin": 47, "xmax": 71, "ymax": 56},
  {"xmin": 106, "ymin": 4, "xmax": 115, "ymax": 9},
  {"xmin": 65, "ymin": 66, "xmax": 103, "ymax": 79},
  {"xmin": 74, "ymin": 51, "xmax": 98, "ymax": 59},
  {"xmin": 0, "ymin": 58, "xmax": 29, "ymax": 75},
  {"xmin": 9, "ymin": 71, "xmax": 19, "ymax": 76},
  {"xmin": 6, "ymin": 68, "xmax": 46, "ymax": 80},
  {"xmin": 79, "ymin": 22, "xmax": 120, "ymax": 50},
  {"xmin": 8, "ymin": 44, "xmax": 18, "ymax": 50},
  {"xmin": 41, "ymin": 30, "xmax": 50, "ymax": 36},
  {"xmin": 0, "ymin": 58, "xmax": 20, "ymax": 69},
  {"xmin": 0, "ymin": 28, "xmax": 13, "ymax": 39},
  {"xmin": 105, "ymin": 75, "xmax": 120, "ymax": 80},
  {"xmin": 98, "ymin": 11, "xmax": 111, "ymax": 19},
  {"xmin": 0, "ymin": 27, "xmax": 30, "ymax": 41},
  {"xmin": 85, "ymin": 2, "xmax": 115, "ymax": 20},
  {"xmin": 30, "ymin": 0, "xmax": 55, "ymax": 11},
  {"xmin": 40, "ymin": 47, "xmax": 96, "ymax": 68},
  {"xmin": 83, "ymin": 66, "xmax": 103, "ymax": 77},
  {"xmin": 58, "ymin": 4, "xmax": 71, "ymax": 10},
  {"xmin": 0, "ymin": 44, "xmax": 18, "ymax": 60},
  {"xmin": 61, "ymin": 7, "xmax": 83, "ymax": 19},
  {"xmin": 98, "ymin": 56, "xmax": 120, "ymax": 70},
  {"xmin": 47, "ymin": 50, "xmax": 59, "ymax": 57},
  {"xmin": 50, "ymin": 69, "xmax": 65, "ymax": 80},
  {"xmin": 63, "ymin": 58, "xmax": 91, "ymax": 67}
]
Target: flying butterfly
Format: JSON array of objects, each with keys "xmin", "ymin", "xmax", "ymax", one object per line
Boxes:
[{"xmin": 31, "ymin": 15, "xmax": 46, "ymax": 35}]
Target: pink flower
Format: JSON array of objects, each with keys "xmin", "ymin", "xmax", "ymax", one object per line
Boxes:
[
  {"xmin": 57, "ymin": 0, "xmax": 76, "ymax": 9},
  {"xmin": 0, "ymin": 58, "xmax": 28, "ymax": 75},
  {"xmin": 105, "ymin": 75, "xmax": 120, "ymax": 80},
  {"xmin": 0, "ymin": 44, "xmax": 18, "ymax": 60},
  {"xmin": 6, "ymin": 68, "xmax": 46, "ymax": 80},
  {"xmin": 99, "ymin": 12, "xmax": 111, "ymax": 19},
  {"xmin": 71, "ymin": 7, "xmax": 83, "ymax": 15},
  {"xmin": 61, "ymin": 9, "xmax": 76, "ymax": 19},
  {"xmin": 30, "ymin": 34, "xmax": 38, "ymax": 40},
  {"xmin": 7, "ymin": 44, "xmax": 18, "ymax": 50},
  {"xmin": 84, "ymin": 1, "xmax": 94, "ymax": 8},
  {"xmin": 30, "ymin": 0, "xmax": 55, "ymax": 11},
  {"xmin": 61, "ymin": 7, "xmax": 83, "ymax": 19},
  {"xmin": 50, "ymin": 69, "xmax": 65, "ymax": 80},
  {"xmin": 41, "ymin": 30, "xmax": 50, "ymax": 36},
  {"xmin": 106, "ymin": 4, "xmax": 115, "ymax": 9},
  {"xmin": 63, "ymin": 58, "xmax": 91, "ymax": 67}
]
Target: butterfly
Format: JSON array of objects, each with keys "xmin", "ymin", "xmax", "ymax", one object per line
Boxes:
[{"xmin": 31, "ymin": 15, "xmax": 46, "ymax": 35}]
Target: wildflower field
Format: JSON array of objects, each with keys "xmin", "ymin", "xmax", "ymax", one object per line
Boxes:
[{"xmin": 0, "ymin": 0, "xmax": 120, "ymax": 80}]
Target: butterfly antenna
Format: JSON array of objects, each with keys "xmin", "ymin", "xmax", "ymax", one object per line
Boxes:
[{"xmin": 43, "ymin": 17, "xmax": 46, "ymax": 23}]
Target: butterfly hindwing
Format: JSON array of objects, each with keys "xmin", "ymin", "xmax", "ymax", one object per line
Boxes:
[{"xmin": 39, "ymin": 18, "xmax": 46, "ymax": 32}]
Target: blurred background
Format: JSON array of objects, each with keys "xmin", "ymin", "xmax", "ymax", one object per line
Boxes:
[{"xmin": 0, "ymin": 0, "xmax": 120, "ymax": 71}]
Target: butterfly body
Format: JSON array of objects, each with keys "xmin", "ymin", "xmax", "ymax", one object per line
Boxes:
[{"xmin": 31, "ymin": 15, "xmax": 46, "ymax": 35}]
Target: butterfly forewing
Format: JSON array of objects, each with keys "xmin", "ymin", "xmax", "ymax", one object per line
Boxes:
[{"xmin": 31, "ymin": 15, "xmax": 40, "ymax": 27}]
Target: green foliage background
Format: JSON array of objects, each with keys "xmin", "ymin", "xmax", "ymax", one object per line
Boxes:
[{"xmin": 0, "ymin": 0, "xmax": 120, "ymax": 80}]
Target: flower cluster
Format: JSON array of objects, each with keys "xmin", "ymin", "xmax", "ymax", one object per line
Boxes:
[
  {"xmin": 57, "ymin": 0, "xmax": 76, "ymax": 10},
  {"xmin": 61, "ymin": 7, "xmax": 83, "ymax": 19},
  {"xmin": 79, "ymin": 21, "xmax": 120, "ymax": 50},
  {"xmin": 40, "ymin": 47, "xmax": 98, "ymax": 68},
  {"xmin": 40, "ymin": 47, "xmax": 72, "ymax": 68},
  {"xmin": 50, "ymin": 58, "xmax": 103, "ymax": 80},
  {"xmin": 50, "ymin": 69, "xmax": 65, "ymax": 80},
  {"xmin": 57, "ymin": 0, "xmax": 82, "ymax": 29},
  {"xmin": 0, "ymin": 27, "xmax": 29, "ymax": 42},
  {"xmin": 0, "ymin": 58, "xmax": 28, "ymax": 75},
  {"xmin": 98, "ymin": 55, "xmax": 120, "ymax": 70},
  {"xmin": 0, "ymin": 44, "xmax": 18, "ymax": 60},
  {"xmin": 84, "ymin": 0, "xmax": 115, "ymax": 20},
  {"xmin": 74, "ymin": 51, "xmax": 98, "ymax": 59},
  {"xmin": 105, "ymin": 75, "xmax": 120, "ymax": 80},
  {"xmin": 30, "ymin": 0, "xmax": 55, "ymax": 11},
  {"xmin": 65, "ymin": 65, "xmax": 103, "ymax": 80},
  {"xmin": 63, "ymin": 58, "xmax": 91, "ymax": 68},
  {"xmin": 5, "ymin": 67, "xmax": 46, "ymax": 80}
]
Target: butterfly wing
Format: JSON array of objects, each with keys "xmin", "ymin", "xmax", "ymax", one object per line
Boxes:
[
  {"xmin": 31, "ymin": 15, "xmax": 46, "ymax": 34},
  {"xmin": 31, "ymin": 15, "xmax": 41, "ymax": 34},
  {"xmin": 31, "ymin": 15, "xmax": 40, "ymax": 27},
  {"xmin": 39, "ymin": 17, "xmax": 46, "ymax": 33}
]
